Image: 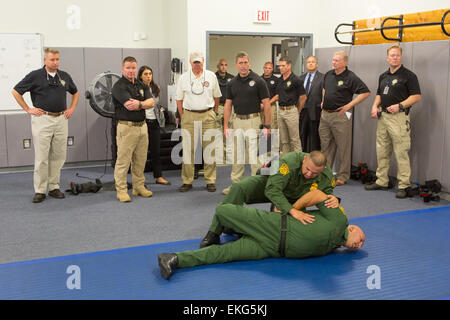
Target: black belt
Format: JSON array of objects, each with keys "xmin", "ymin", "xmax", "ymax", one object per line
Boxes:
[
  {"xmin": 381, "ymin": 106, "xmax": 406, "ymax": 113},
  {"xmin": 279, "ymin": 214, "xmax": 288, "ymax": 257}
]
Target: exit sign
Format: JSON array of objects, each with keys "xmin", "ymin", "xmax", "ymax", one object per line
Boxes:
[{"xmin": 254, "ymin": 9, "xmax": 271, "ymax": 24}]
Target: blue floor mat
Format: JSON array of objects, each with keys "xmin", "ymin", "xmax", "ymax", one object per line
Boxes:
[{"xmin": 1, "ymin": 206, "xmax": 449, "ymax": 300}]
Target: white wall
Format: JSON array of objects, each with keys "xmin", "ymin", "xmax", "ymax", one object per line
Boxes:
[
  {"xmin": 0, "ymin": 0, "xmax": 169, "ymax": 48},
  {"xmin": 185, "ymin": 0, "xmax": 450, "ymax": 61},
  {"xmin": 0, "ymin": 0, "xmax": 447, "ymax": 70}
]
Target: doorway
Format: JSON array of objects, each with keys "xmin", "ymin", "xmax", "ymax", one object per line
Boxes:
[{"xmin": 206, "ymin": 31, "xmax": 313, "ymax": 77}]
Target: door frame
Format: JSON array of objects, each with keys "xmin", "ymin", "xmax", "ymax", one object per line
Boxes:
[{"xmin": 206, "ymin": 31, "xmax": 313, "ymax": 75}]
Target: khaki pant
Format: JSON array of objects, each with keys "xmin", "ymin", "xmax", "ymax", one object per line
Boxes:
[
  {"xmin": 31, "ymin": 114, "xmax": 68, "ymax": 193},
  {"xmin": 228, "ymin": 115, "xmax": 262, "ymax": 183},
  {"xmin": 375, "ymin": 112, "xmax": 411, "ymax": 189},
  {"xmin": 277, "ymin": 106, "xmax": 302, "ymax": 154},
  {"xmin": 181, "ymin": 109, "xmax": 217, "ymax": 184},
  {"xmin": 216, "ymin": 104, "xmax": 234, "ymax": 159},
  {"xmin": 318, "ymin": 110, "xmax": 352, "ymax": 182},
  {"xmin": 260, "ymin": 102, "xmax": 278, "ymax": 130},
  {"xmin": 114, "ymin": 122, "xmax": 148, "ymax": 193}
]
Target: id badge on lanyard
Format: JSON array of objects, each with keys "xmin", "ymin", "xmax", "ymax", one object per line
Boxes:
[{"xmin": 383, "ymin": 81, "xmax": 389, "ymax": 95}]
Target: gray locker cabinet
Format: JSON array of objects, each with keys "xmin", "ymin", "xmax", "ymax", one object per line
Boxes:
[
  {"xmin": 443, "ymin": 41, "xmax": 450, "ymax": 191},
  {"xmin": 350, "ymin": 43, "xmax": 390, "ymax": 171},
  {"xmin": 5, "ymin": 113, "xmax": 34, "ymax": 167},
  {"xmin": 0, "ymin": 114, "xmax": 7, "ymax": 167},
  {"xmin": 83, "ymin": 48, "xmax": 123, "ymax": 161},
  {"xmin": 58, "ymin": 47, "xmax": 88, "ymax": 163},
  {"xmin": 158, "ymin": 48, "xmax": 172, "ymax": 108},
  {"xmin": 409, "ymin": 40, "xmax": 449, "ymax": 185}
]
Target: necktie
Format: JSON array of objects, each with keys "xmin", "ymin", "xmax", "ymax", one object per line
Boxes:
[{"xmin": 306, "ymin": 73, "xmax": 312, "ymax": 94}]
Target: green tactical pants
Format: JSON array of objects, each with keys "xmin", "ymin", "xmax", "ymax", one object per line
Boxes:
[
  {"xmin": 176, "ymin": 201, "xmax": 341, "ymax": 268},
  {"xmin": 222, "ymin": 175, "xmax": 270, "ymax": 205},
  {"xmin": 176, "ymin": 203, "xmax": 282, "ymax": 268}
]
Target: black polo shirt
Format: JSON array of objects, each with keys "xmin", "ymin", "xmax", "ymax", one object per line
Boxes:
[
  {"xmin": 215, "ymin": 71, "xmax": 234, "ymax": 104},
  {"xmin": 226, "ymin": 70, "xmax": 269, "ymax": 115},
  {"xmin": 323, "ymin": 67, "xmax": 370, "ymax": 110},
  {"xmin": 276, "ymin": 72, "xmax": 306, "ymax": 106},
  {"xmin": 13, "ymin": 66, "xmax": 78, "ymax": 113},
  {"xmin": 262, "ymin": 74, "xmax": 280, "ymax": 99},
  {"xmin": 376, "ymin": 65, "xmax": 421, "ymax": 108},
  {"xmin": 112, "ymin": 76, "xmax": 152, "ymax": 122}
]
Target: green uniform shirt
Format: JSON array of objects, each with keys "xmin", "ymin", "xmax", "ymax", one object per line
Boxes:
[
  {"xmin": 264, "ymin": 152, "xmax": 335, "ymax": 215},
  {"xmin": 286, "ymin": 202, "xmax": 349, "ymax": 258}
]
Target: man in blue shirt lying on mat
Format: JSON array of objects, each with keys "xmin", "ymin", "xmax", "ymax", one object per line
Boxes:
[{"xmin": 158, "ymin": 189, "xmax": 366, "ymax": 280}]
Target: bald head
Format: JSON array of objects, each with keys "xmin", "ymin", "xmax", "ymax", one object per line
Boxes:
[
  {"xmin": 344, "ymin": 225, "xmax": 366, "ymax": 250},
  {"xmin": 308, "ymin": 150, "xmax": 327, "ymax": 167}
]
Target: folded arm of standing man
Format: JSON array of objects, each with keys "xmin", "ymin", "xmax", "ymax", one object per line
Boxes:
[{"xmin": 113, "ymin": 84, "xmax": 154, "ymax": 111}]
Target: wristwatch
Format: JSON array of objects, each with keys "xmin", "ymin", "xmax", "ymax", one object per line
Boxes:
[
  {"xmin": 259, "ymin": 124, "xmax": 271, "ymax": 129},
  {"xmin": 398, "ymin": 103, "xmax": 404, "ymax": 112},
  {"xmin": 139, "ymin": 102, "xmax": 143, "ymax": 110}
]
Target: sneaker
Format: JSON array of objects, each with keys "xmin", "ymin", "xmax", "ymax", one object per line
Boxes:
[
  {"xmin": 179, "ymin": 184, "xmax": 192, "ymax": 192},
  {"xmin": 396, "ymin": 189, "xmax": 407, "ymax": 199},
  {"xmin": 365, "ymin": 183, "xmax": 388, "ymax": 191},
  {"xmin": 221, "ymin": 185, "xmax": 231, "ymax": 195},
  {"xmin": 206, "ymin": 184, "xmax": 216, "ymax": 192}
]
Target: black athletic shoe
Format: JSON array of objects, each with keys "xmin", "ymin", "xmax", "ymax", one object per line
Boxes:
[
  {"xmin": 199, "ymin": 231, "xmax": 220, "ymax": 248},
  {"xmin": 158, "ymin": 253, "xmax": 178, "ymax": 280}
]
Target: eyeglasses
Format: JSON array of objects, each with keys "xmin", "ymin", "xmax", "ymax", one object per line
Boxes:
[
  {"xmin": 190, "ymin": 71, "xmax": 205, "ymax": 95},
  {"xmin": 47, "ymin": 72, "xmax": 62, "ymax": 88}
]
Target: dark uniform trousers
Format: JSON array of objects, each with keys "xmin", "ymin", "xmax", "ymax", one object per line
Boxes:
[{"xmin": 299, "ymin": 109, "xmax": 321, "ymax": 153}]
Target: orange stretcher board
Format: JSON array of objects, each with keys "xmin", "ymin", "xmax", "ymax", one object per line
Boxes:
[{"xmin": 335, "ymin": 9, "xmax": 450, "ymax": 45}]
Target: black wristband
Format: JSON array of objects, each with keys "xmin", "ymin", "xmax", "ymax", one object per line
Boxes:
[{"xmin": 398, "ymin": 103, "xmax": 404, "ymax": 112}]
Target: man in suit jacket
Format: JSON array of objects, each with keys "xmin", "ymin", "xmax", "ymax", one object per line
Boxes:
[{"xmin": 299, "ymin": 56, "xmax": 324, "ymax": 153}]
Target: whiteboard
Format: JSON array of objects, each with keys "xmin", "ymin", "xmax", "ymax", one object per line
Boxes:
[{"xmin": 0, "ymin": 33, "xmax": 43, "ymax": 111}]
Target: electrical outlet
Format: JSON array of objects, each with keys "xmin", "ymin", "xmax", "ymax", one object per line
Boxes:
[
  {"xmin": 67, "ymin": 136, "xmax": 74, "ymax": 146},
  {"xmin": 23, "ymin": 139, "xmax": 31, "ymax": 149}
]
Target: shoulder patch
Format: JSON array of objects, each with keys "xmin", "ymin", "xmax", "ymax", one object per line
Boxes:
[
  {"xmin": 279, "ymin": 163, "xmax": 290, "ymax": 176},
  {"xmin": 310, "ymin": 182, "xmax": 318, "ymax": 191}
]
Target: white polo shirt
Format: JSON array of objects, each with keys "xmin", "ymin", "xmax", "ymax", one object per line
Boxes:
[{"xmin": 176, "ymin": 69, "xmax": 221, "ymax": 111}]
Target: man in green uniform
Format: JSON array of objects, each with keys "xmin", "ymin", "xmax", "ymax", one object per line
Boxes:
[
  {"xmin": 222, "ymin": 150, "xmax": 339, "ymax": 218},
  {"xmin": 158, "ymin": 188, "xmax": 365, "ymax": 280}
]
